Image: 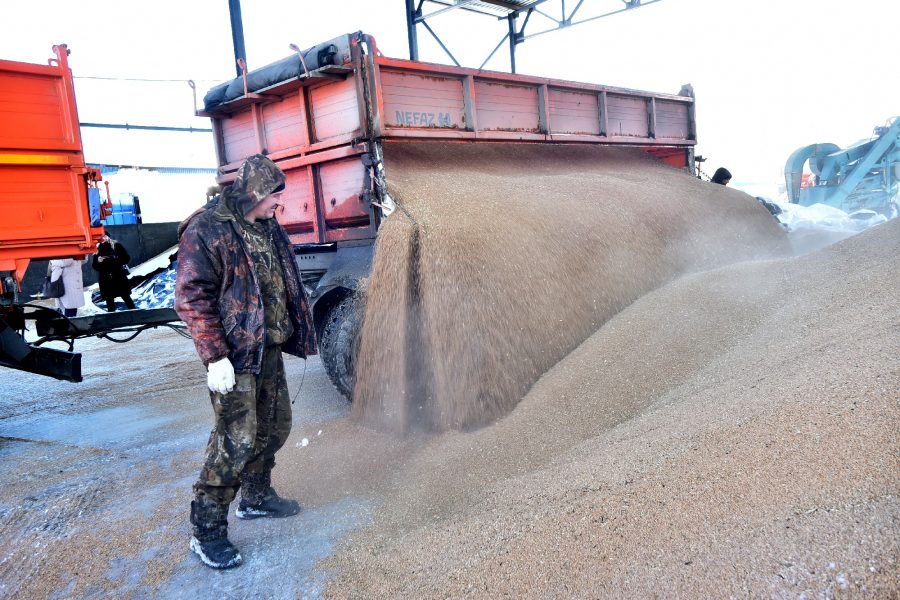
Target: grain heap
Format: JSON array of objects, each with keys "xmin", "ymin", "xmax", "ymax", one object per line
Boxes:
[
  {"xmin": 353, "ymin": 143, "xmax": 789, "ymax": 431},
  {"xmin": 327, "ymin": 213, "xmax": 899, "ymax": 599}
]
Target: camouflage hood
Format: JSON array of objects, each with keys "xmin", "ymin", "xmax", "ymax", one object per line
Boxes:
[
  {"xmin": 234, "ymin": 154, "xmax": 286, "ymax": 200},
  {"xmin": 228, "ymin": 154, "xmax": 286, "ymax": 217},
  {"xmin": 177, "ymin": 154, "xmax": 286, "ymax": 236}
]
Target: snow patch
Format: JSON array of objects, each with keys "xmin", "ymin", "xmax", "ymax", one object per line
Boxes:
[{"xmin": 757, "ymin": 197, "xmax": 897, "ymax": 234}]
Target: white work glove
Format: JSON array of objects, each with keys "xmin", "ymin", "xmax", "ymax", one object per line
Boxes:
[{"xmin": 207, "ymin": 357, "xmax": 236, "ymax": 394}]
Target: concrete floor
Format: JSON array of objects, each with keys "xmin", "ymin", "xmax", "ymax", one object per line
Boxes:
[{"xmin": 0, "ymin": 326, "xmax": 356, "ymax": 599}]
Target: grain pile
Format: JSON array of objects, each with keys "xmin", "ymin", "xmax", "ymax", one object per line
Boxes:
[
  {"xmin": 352, "ymin": 143, "xmax": 789, "ymax": 431},
  {"xmin": 324, "ymin": 217, "xmax": 899, "ymax": 598}
]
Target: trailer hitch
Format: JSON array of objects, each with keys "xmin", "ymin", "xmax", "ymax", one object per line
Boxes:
[{"xmin": 0, "ymin": 311, "xmax": 82, "ymax": 382}]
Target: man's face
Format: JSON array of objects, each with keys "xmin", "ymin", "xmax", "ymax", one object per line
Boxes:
[{"xmin": 246, "ymin": 191, "xmax": 284, "ymax": 222}]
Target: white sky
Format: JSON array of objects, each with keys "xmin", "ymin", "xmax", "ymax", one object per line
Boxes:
[{"xmin": 4, "ymin": 0, "xmax": 898, "ymax": 186}]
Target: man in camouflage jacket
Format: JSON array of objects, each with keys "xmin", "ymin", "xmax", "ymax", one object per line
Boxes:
[{"xmin": 175, "ymin": 154, "xmax": 316, "ymax": 570}]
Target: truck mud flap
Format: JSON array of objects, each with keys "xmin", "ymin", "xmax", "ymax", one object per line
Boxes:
[{"xmin": 310, "ymin": 244, "xmax": 374, "ymax": 308}]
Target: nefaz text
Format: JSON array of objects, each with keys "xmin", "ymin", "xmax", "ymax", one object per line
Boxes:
[{"xmin": 395, "ymin": 111, "xmax": 453, "ymax": 127}]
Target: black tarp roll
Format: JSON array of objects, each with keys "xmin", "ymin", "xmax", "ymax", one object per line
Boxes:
[{"xmin": 203, "ymin": 41, "xmax": 342, "ymax": 111}]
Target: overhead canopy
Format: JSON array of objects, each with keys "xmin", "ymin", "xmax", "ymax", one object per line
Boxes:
[
  {"xmin": 423, "ymin": 0, "xmax": 547, "ymax": 18},
  {"xmin": 405, "ymin": 0, "xmax": 663, "ymax": 72}
]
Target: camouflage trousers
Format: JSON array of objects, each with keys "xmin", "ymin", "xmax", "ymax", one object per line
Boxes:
[{"xmin": 193, "ymin": 345, "xmax": 292, "ymax": 506}]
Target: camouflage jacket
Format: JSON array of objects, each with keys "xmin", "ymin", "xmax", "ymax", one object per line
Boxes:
[{"xmin": 175, "ymin": 185, "xmax": 317, "ymax": 372}]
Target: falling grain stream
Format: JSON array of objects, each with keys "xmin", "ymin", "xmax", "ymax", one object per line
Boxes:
[{"xmin": 353, "ymin": 142, "xmax": 790, "ymax": 431}]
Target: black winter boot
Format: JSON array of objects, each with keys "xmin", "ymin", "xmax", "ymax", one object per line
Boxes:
[
  {"xmin": 189, "ymin": 498, "xmax": 242, "ymax": 569},
  {"xmin": 236, "ymin": 471, "xmax": 301, "ymax": 520}
]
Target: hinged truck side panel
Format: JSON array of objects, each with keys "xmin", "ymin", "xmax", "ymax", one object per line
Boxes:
[
  {"xmin": 0, "ymin": 45, "xmax": 106, "ymax": 296},
  {"xmin": 201, "ymin": 32, "xmax": 697, "ymax": 396}
]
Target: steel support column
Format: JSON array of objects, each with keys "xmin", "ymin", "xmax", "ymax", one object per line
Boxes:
[
  {"xmin": 508, "ymin": 13, "xmax": 518, "ymax": 73},
  {"xmin": 406, "ymin": 0, "xmax": 421, "ymax": 60},
  {"xmin": 228, "ymin": 0, "xmax": 247, "ymax": 76}
]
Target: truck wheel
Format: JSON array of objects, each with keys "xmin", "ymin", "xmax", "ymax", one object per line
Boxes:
[{"xmin": 319, "ymin": 295, "xmax": 362, "ymax": 400}]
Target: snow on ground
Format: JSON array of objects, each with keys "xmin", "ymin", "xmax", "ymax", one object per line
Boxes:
[
  {"xmin": 131, "ymin": 267, "xmax": 177, "ymax": 310},
  {"xmin": 0, "ymin": 327, "xmax": 353, "ymax": 599},
  {"xmin": 735, "ymin": 180, "xmax": 898, "ymax": 234},
  {"xmin": 82, "ymin": 245, "xmax": 179, "ymax": 313},
  {"xmin": 751, "ymin": 193, "xmax": 897, "ymax": 255},
  {"xmin": 767, "ymin": 199, "xmax": 896, "ymax": 233}
]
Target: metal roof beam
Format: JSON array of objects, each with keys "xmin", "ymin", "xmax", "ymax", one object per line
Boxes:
[
  {"xmin": 407, "ymin": 0, "xmax": 665, "ymax": 70},
  {"xmin": 479, "ymin": 32, "xmax": 511, "ymax": 69},
  {"xmin": 422, "ymin": 0, "xmax": 511, "ymax": 19},
  {"xmin": 420, "ymin": 20, "xmax": 462, "ymax": 66},
  {"xmin": 481, "ymin": 0, "xmax": 543, "ymax": 13},
  {"xmin": 566, "ymin": 0, "xmax": 586, "ymax": 24},
  {"xmin": 522, "ymin": 0, "xmax": 663, "ymax": 42},
  {"xmin": 420, "ymin": 0, "xmax": 485, "ymax": 21}
]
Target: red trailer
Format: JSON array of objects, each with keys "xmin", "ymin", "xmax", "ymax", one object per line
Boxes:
[
  {"xmin": 200, "ymin": 32, "xmax": 697, "ymax": 395},
  {"xmin": 0, "ymin": 45, "xmax": 108, "ymax": 294},
  {"xmin": 0, "ymin": 46, "xmax": 119, "ymax": 382}
]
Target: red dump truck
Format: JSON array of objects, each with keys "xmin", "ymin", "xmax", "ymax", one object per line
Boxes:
[
  {"xmin": 201, "ymin": 31, "xmax": 697, "ymax": 397},
  {"xmin": 0, "ymin": 45, "xmax": 112, "ymax": 381}
]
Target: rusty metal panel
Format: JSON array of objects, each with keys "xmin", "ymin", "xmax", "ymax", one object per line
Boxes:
[
  {"xmin": 310, "ymin": 77, "xmax": 361, "ymax": 142},
  {"xmin": 381, "ymin": 69, "xmax": 465, "ymax": 129},
  {"xmin": 375, "ymin": 55, "xmax": 694, "ymax": 145},
  {"xmin": 277, "ymin": 166, "xmax": 318, "ymax": 245},
  {"xmin": 318, "ymin": 157, "xmax": 372, "ymax": 242},
  {"xmin": 606, "ymin": 94, "xmax": 649, "ymax": 138},
  {"xmin": 474, "ymin": 80, "xmax": 540, "ymax": 132},
  {"xmin": 654, "ymin": 99, "xmax": 691, "ymax": 141},
  {"xmin": 548, "ymin": 88, "xmax": 600, "ymax": 136},
  {"xmin": 221, "ymin": 111, "xmax": 258, "ymax": 164},
  {"xmin": 262, "ymin": 91, "xmax": 308, "ymax": 153}
]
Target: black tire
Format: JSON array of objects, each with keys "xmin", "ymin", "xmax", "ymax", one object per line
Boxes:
[{"xmin": 318, "ymin": 295, "xmax": 362, "ymax": 400}]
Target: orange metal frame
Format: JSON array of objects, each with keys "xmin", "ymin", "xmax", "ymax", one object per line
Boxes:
[{"xmin": 0, "ymin": 45, "xmax": 109, "ymax": 289}]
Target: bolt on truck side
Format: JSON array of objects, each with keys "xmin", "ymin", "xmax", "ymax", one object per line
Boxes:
[{"xmin": 200, "ymin": 31, "xmax": 697, "ymax": 397}]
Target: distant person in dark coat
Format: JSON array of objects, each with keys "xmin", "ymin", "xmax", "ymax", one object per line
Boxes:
[
  {"xmin": 711, "ymin": 167, "xmax": 732, "ymax": 186},
  {"xmin": 92, "ymin": 234, "xmax": 135, "ymax": 311}
]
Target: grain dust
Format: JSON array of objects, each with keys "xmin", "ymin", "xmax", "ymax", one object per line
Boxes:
[{"xmin": 353, "ymin": 143, "xmax": 789, "ymax": 431}]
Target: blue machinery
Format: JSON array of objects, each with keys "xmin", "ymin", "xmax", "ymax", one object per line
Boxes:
[{"xmin": 785, "ymin": 117, "xmax": 900, "ymax": 214}]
